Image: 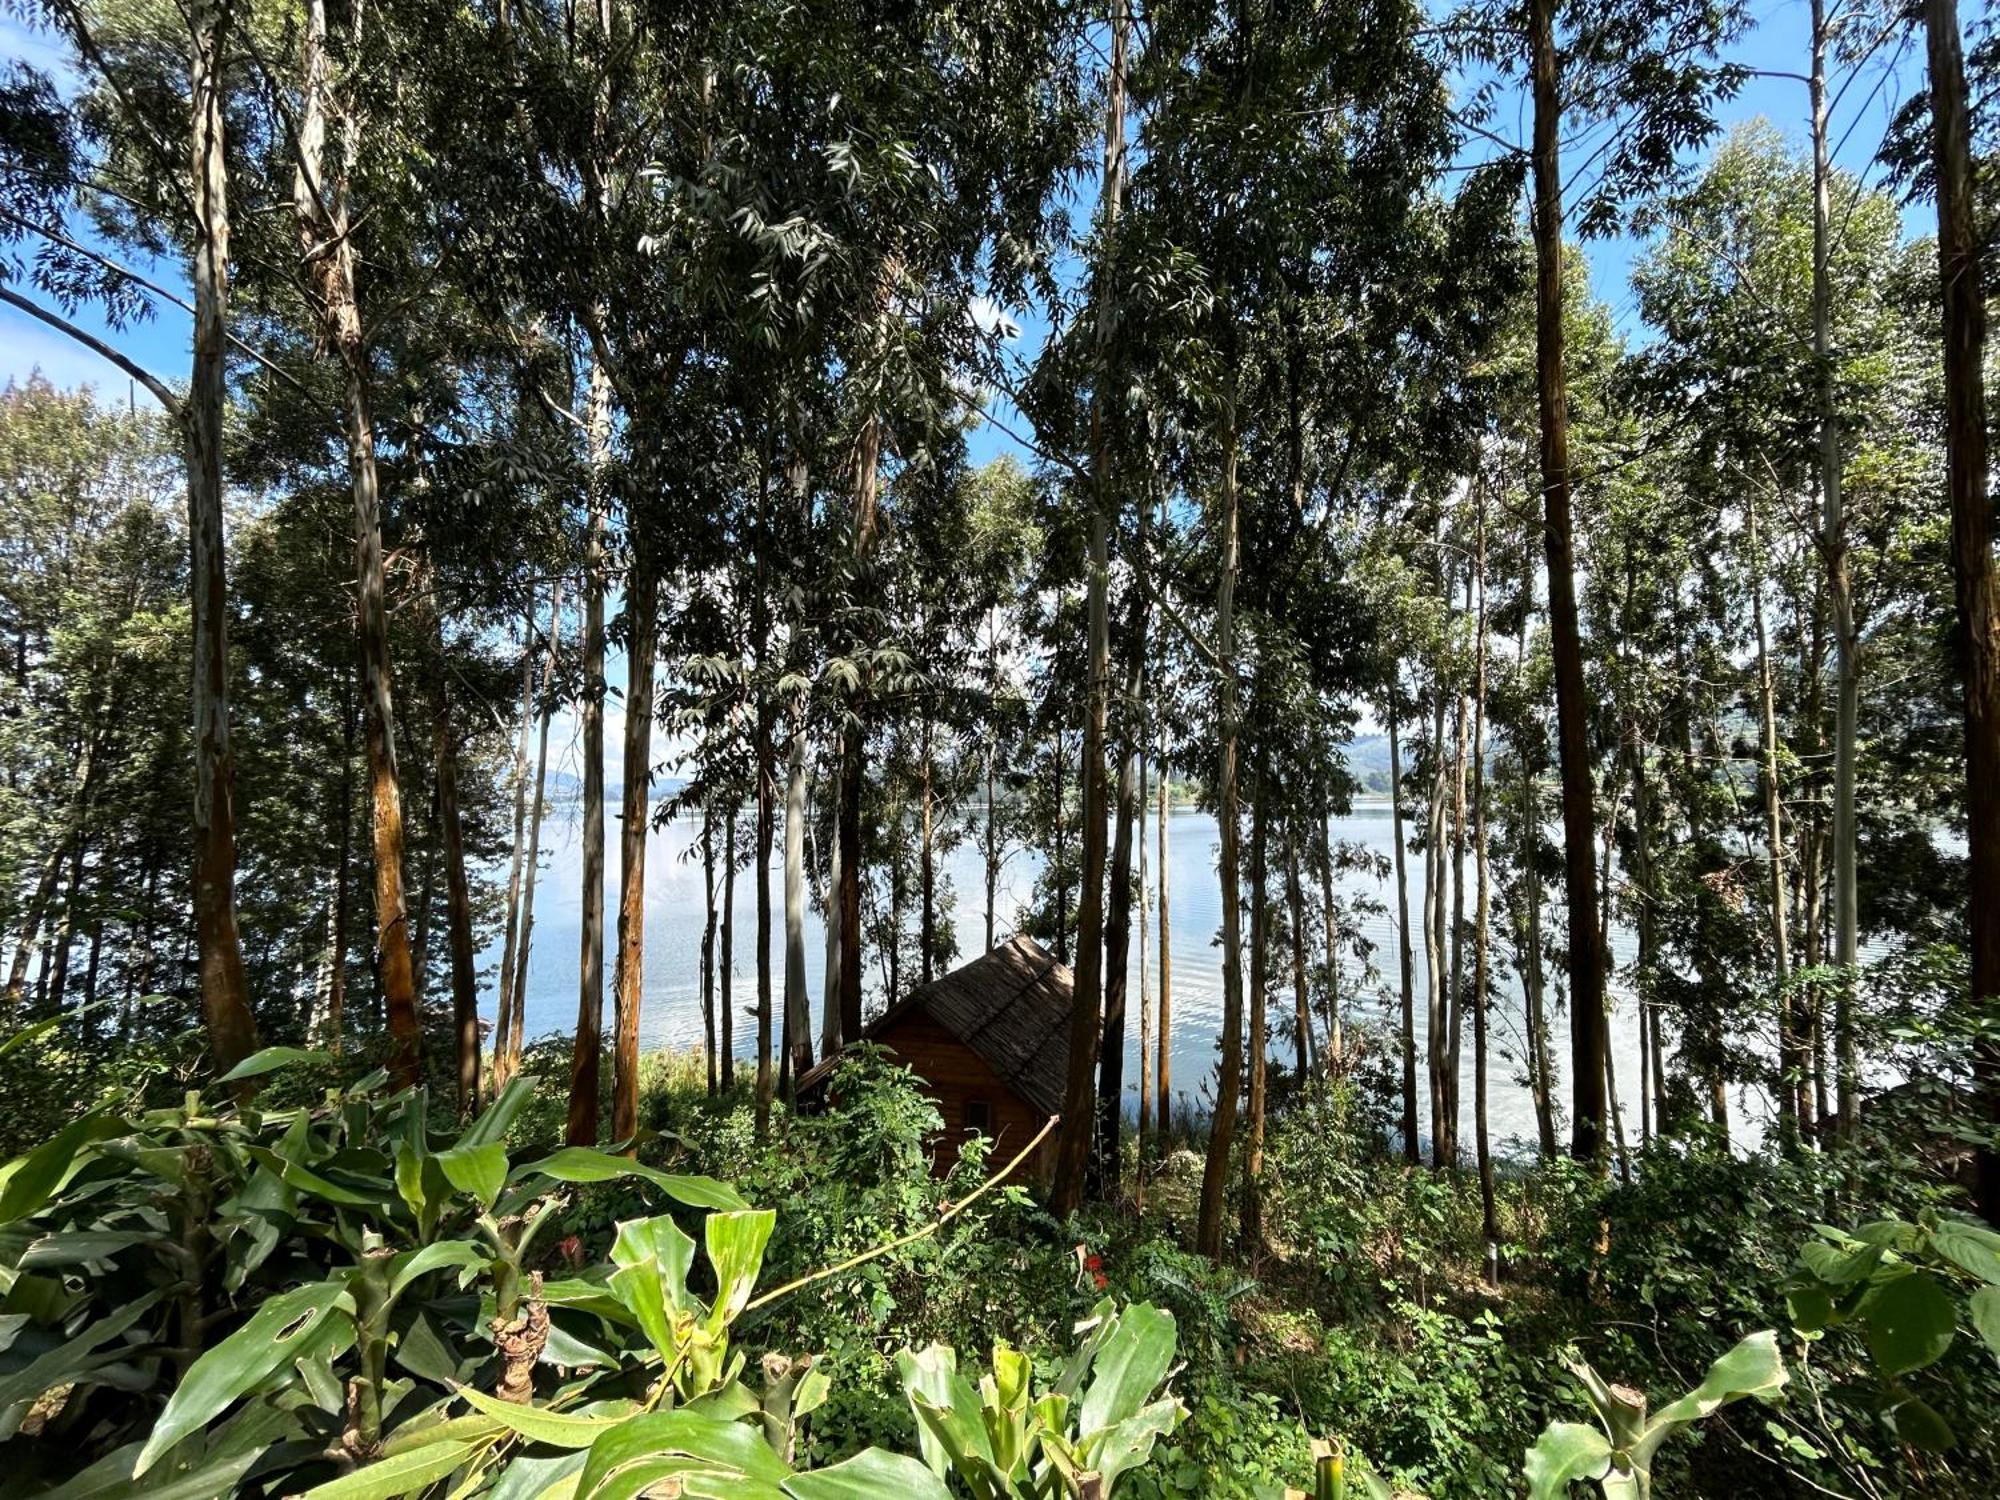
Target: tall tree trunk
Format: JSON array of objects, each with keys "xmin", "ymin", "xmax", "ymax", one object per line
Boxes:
[
  {"xmin": 1388, "ymin": 691, "xmax": 1418, "ymax": 1162},
  {"xmin": 1446, "ymin": 633, "xmax": 1469, "ymax": 1166},
  {"xmin": 1472, "ymin": 503, "xmax": 1498, "ymax": 1255},
  {"xmin": 1195, "ymin": 396, "xmax": 1245, "ymax": 1260},
  {"xmin": 919, "ymin": 710, "xmax": 936, "ymax": 988},
  {"xmin": 755, "ymin": 698, "xmax": 776, "ymax": 1137},
  {"xmin": 701, "ymin": 806, "xmax": 719, "ymax": 1096},
  {"xmin": 1926, "ymin": 0, "xmax": 2000, "ymax": 1225},
  {"xmin": 1424, "ymin": 692, "xmax": 1449, "ymax": 1169},
  {"xmin": 1241, "ymin": 787, "xmax": 1268, "ymax": 1249},
  {"xmin": 323, "ymin": 678, "xmax": 357, "ymax": 1052},
  {"xmin": 494, "ymin": 603, "xmax": 537, "ymax": 1077},
  {"xmin": 1531, "ymin": 0, "xmax": 1608, "ymax": 1163},
  {"xmin": 612, "ymin": 557, "xmax": 656, "ymax": 1146},
  {"xmin": 784, "ymin": 708, "xmax": 813, "ymax": 1080},
  {"xmin": 1319, "ymin": 802, "xmax": 1342, "ymax": 1069},
  {"xmin": 1600, "ymin": 808, "xmax": 1630, "ymax": 1181},
  {"xmin": 985, "ymin": 608, "xmax": 1001, "ymax": 955},
  {"xmin": 298, "ymin": 0, "xmax": 420, "ymax": 1087},
  {"xmin": 1155, "ymin": 748, "xmax": 1173, "ymax": 1140},
  {"xmin": 1517, "ymin": 529, "xmax": 1557, "ymax": 1158},
  {"xmin": 1811, "ymin": 0, "xmax": 1861, "ymax": 1139},
  {"xmin": 1287, "ymin": 840, "xmax": 1311, "ymax": 1080},
  {"xmin": 565, "ymin": 360, "xmax": 611, "ymax": 1145},
  {"xmin": 721, "ymin": 807, "xmax": 736, "ymax": 1088},
  {"xmin": 1053, "ymin": 0, "xmax": 1128, "ymax": 1217},
  {"xmin": 1097, "ymin": 506, "xmax": 1149, "ymax": 1196},
  {"xmin": 432, "ymin": 622, "xmax": 480, "ymax": 1119},
  {"xmin": 186, "ymin": 0, "xmax": 256, "ymax": 1075},
  {"xmin": 1138, "ymin": 751, "xmax": 1151, "ymax": 1172},
  {"xmin": 502, "ymin": 581, "xmax": 560, "ymax": 1087},
  {"xmin": 1748, "ymin": 488, "xmax": 1797, "ymax": 1144},
  {"xmin": 821, "ymin": 762, "xmax": 844, "ymax": 1057}
]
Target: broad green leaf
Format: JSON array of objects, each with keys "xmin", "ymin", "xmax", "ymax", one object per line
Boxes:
[
  {"xmin": 0, "ymin": 1290, "xmax": 161, "ymax": 1411},
  {"xmin": 1647, "ymin": 1329, "xmax": 1788, "ymax": 1435},
  {"xmin": 459, "ymin": 1077, "xmax": 535, "ymax": 1148},
  {"xmin": 437, "ymin": 1143, "xmax": 508, "ymax": 1210},
  {"xmin": 897, "ymin": 1344, "xmax": 990, "ymax": 1480},
  {"xmin": 1084, "ymin": 1395, "xmax": 1182, "ymax": 1493},
  {"xmin": 1524, "ymin": 1421, "xmax": 1614, "ymax": 1500},
  {"xmin": 1931, "ymin": 1219, "xmax": 2000, "ymax": 1286},
  {"xmin": 18, "ymin": 1229, "xmax": 156, "ymax": 1267},
  {"xmin": 1968, "ymin": 1284, "xmax": 2000, "ymax": 1363},
  {"xmin": 609, "ymin": 1214, "xmax": 696, "ymax": 1304},
  {"xmin": 783, "ymin": 1448, "xmax": 952, "ymax": 1499},
  {"xmin": 36, "ymin": 1439, "xmax": 265, "ymax": 1500},
  {"xmin": 704, "ymin": 1209, "xmax": 777, "ymax": 1331},
  {"xmin": 793, "ymin": 1363, "xmax": 832, "ymax": 1419},
  {"xmin": 1862, "ymin": 1272, "xmax": 1956, "ymax": 1378},
  {"xmin": 137, "ymin": 1280, "xmax": 348, "ymax": 1474},
  {"xmin": 1079, "ymin": 1302, "xmax": 1176, "ymax": 1435},
  {"xmin": 453, "ymin": 1384, "xmax": 637, "ymax": 1447},
  {"xmin": 484, "ymin": 1449, "xmax": 587, "ymax": 1500},
  {"xmin": 293, "ymin": 1439, "xmax": 485, "ymax": 1499},
  {"xmin": 247, "ymin": 1147, "xmax": 394, "ymax": 1209},
  {"xmin": 0, "ymin": 1113, "xmax": 129, "ymax": 1225},
  {"xmin": 388, "ymin": 1239, "xmax": 490, "ymax": 1300},
  {"xmin": 218, "ymin": 1046, "xmax": 330, "ymax": 1083},
  {"xmin": 1886, "ymin": 1394, "xmax": 1956, "ymax": 1453},
  {"xmin": 511, "ymin": 1147, "xmax": 747, "ymax": 1211},
  {"xmin": 573, "ymin": 1410, "xmax": 792, "ymax": 1499}
]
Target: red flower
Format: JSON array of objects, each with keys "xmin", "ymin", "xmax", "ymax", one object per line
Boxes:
[
  {"xmin": 1085, "ymin": 1254, "xmax": 1103, "ymax": 1272},
  {"xmin": 1092, "ymin": 1272, "xmax": 1109, "ymax": 1290}
]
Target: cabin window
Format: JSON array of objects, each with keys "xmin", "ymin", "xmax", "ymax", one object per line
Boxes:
[{"xmin": 965, "ymin": 1099, "xmax": 993, "ymax": 1135}]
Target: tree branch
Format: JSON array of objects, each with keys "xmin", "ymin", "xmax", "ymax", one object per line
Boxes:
[{"xmin": 0, "ymin": 285, "xmax": 182, "ymax": 416}]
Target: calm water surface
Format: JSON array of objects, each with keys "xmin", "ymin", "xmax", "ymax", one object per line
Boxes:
[{"xmin": 483, "ymin": 801, "xmax": 1766, "ymax": 1155}]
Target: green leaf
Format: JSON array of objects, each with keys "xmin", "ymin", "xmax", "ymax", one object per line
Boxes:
[
  {"xmin": 0, "ymin": 1291, "xmax": 161, "ymax": 1411},
  {"xmin": 35, "ymin": 1440, "xmax": 266, "ymax": 1500},
  {"xmin": 511, "ymin": 1147, "xmax": 747, "ymax": 1210},
  {"xmin": 1862, "ymin": 1272, "xmax": 1956, "ymax": 1378},
  {"xmin": 0, "ymin": 1112, "xmax": 129, "ymax": 1225},
  {"xmin": 1931, "ymin": 1219, "xmax": 2000, "ymax": 1286},
  {"xmin": 18, "ymin": 1229, "xmax": 157, "ymax": 1267},
  {"xmin": 1648, "ymin": 1330, "xmax": 1788, "ymax": 1433},
  {"xmin": 137, "ymin": 1280, "xmax": 349, "ymax": 1474},
  {"xmin": 573, "ymin": 1410, "xmax": 792, "ymax": 1499},
  {"xmin": 218, "ymin": 1046, "xmax": 330, "ymax": 1083},
  {"xmin": 1524, "ymin": 1421, "xmax": 1614, "ymax": 1500},
  {"xmin": 437, "ymin": 1142, "xmax": 508, "ymax": 1210},
  {"xmin": 1885, "ymin": 1394, "xmax": 1956, "ymax": 1453},
  {"xmin": 896, "ymin": 1344, "xmax": 989, "ymax": 1480},
  {"xmin": 247, "ymin": 1147, "xmax": 394, "ymax": 1210},
  {"xmin": 453, "ymin": 1384, "xmax": 638, "ymax": 1447},
  {"xmin": 1084, "ymin": 1395, "xmax": 1182, "ymax": 1493},
  {"xmin": 459, "ymin": 1076, "xmax": 535, "ymax": 1148},
  {"xmin": 1968, "ymin": 1284, "xmax": 2000, "ymax": 1363},
  {"xmin": 388, "ymin": 1239, "xmax": 490, "ymax": 1300},
  {"xmin": 704, "ymin": 1209, "xmax": 777, "ymax": 1331},
  {"xmin": 1079, "ymin": 1302, "xmax": 1177, "ymax": 1435},
  {"xmin": 293, "ymin": 1440, "xmax": 485, "ymax": 1499},
  {"xmin": 783, "ymin": 1448, "xmax": 952, "ymax": 1499}
]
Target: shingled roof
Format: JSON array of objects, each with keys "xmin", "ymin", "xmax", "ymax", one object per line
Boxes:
[{"xmin": 797, "ymin": 934, "xmax": 1073, "ymax": 1116}]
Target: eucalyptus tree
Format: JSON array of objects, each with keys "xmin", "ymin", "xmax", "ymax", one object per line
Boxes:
[
  {"xmin": 1920, "ymin": 0, "xmax": 2000, "ymax": 1225},
  {"xmin": 0, "ymin": 0, "xmax": 260, "ymax": 1072},
  {"xmin": 1452, "ymin": 0, "xmax": 1743, "ymax": 1164}
]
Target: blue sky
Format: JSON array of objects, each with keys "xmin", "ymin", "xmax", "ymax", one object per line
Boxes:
[{"xmin": 1, "ymin": 1, "xmax": 1937, "ymax": 443}]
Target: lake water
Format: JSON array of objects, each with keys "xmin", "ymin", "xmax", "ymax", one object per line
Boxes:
[{"xmin": 483, "ymin": 800, "xmax": 1757, "ymax": 1156}]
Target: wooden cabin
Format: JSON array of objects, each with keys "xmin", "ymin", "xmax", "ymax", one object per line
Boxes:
[{"xmin": 797, "ymin": 934, "xmax": 1072, "ymax": 1179}]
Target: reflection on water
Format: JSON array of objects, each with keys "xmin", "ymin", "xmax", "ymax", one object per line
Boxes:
[{"xmin": 485, "ymin": 800, "xmax": 1759, "ymax": 1155}]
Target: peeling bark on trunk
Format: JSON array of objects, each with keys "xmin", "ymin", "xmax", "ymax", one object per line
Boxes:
[
  {"xmin": 701, "ymin": 806, "xmax": 719, "ymax": 1095},
  {"xmin": 1472, "ymin": 503, "xmax": 1498, "ymax": 1253},
  {"xmin": 612, "ymin": 558, "xmax": 655, "ymax": 1146},
  {"xmin": 495, "ymin": 605, "xmax": 537, "ymax": 1081},
  {"xmin": 1925, "ymin": 0, "xmax": 2000, "ymax": 1225},
  {"xmin": 187, "ymin": 0, "xmax": 257, "ymax": 1075},
  {"xmin": 566, "ymin": 361, "xmax": 611, "ymax": 1145},
  {"xmin": 1240, "ymin": 789, "xmax": 1267, "ymax": 1250},
  {"xmin": 1287, "ymin": 840, "xmax": 1311, "ymax": 1081},
  {"xmin": 721, "ymin": 808, "xmax": 736, "ymax": 1089},
  {"xmin": 1155, "ymin": 748, "xmax": 1173, "ymax": 1140},
  {"xmin": 297, "ymin": 0, "xmax": 419, "ymax": 1088},
  {"xmin": 784, "ymin": 709, "xmax": 812, "ymax": 1081}
]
